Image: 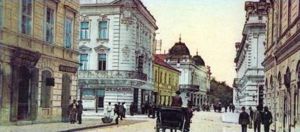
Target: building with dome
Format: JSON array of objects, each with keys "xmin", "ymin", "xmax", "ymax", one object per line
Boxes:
[{"xmin": 160, "ymin": 37, "xmax": 210, "ymax": 108}]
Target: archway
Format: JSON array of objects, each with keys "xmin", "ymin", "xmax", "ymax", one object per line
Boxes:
[
  {"xmin": 61, "ymin": 74, "xmax": 71, "ymax": 122},
  {"xmin": 284, "ymin": 67, "xmax": 292, "ymax": 132}
]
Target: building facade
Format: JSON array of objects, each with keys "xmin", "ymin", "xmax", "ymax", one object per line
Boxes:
[
  {"xmin": 153, "ymin": 54, "xmax": 180, "ymax": 106},
  {"xmin": 78, "ymin": 0, "xmax": 158, "ymax": 112},
  {"xmin": 164, "ymin": 38, "xmax": 210, "ymax": 108},
  {"xmin": 233, "ymin": 1, "xmax": 267, "ymax": 110},
  {"xmin": 263, "ymin": 0, "xmax": 300, "ymax": 131},
  {"xmin": 0, "ymin": 0, "xmax": 80, "ymax": 124}
]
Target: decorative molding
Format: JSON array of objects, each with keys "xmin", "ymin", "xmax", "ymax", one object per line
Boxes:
[
  {"xmin": 94, "ymin": 44, "xmax": 110, "ymax": 53},
  {"xmin": 79, "ymin": 45, "xmax": 92, "ymax": 53}
]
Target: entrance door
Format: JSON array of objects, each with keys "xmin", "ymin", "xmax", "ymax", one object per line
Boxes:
[
  {"xmin": 17, "ymin": 66, "xmax": 31, "ymax": 120},
  {"xmin": 61, "ymin": 74, "xmax": 71, "ymax": 122}
]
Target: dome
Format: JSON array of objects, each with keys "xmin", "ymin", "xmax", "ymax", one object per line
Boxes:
[
  {"xmin": 169, "ymin": 37, "xmax": 190, "ymax": 56},
  {"xmin": 192, "ymin": 54, "xmax": 205, "ymax": 66}
]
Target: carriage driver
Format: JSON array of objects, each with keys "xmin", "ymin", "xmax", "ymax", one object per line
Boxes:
[{"xmin": 171, "ymin": 91, "xmax": 183, "ymax": 107}]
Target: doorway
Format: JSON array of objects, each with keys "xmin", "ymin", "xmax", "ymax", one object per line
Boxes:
[
  {"xmin": 17, "ymin": 66, "xmax": 31, "ymax": 120},
  {"xmin": 61, "ymin": 74, "xmax": 71, "ymax": 122}
]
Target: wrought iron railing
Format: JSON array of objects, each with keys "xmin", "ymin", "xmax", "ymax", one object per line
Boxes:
[{"xmin": 179, "ymin": 84, "xmax": 200, "ymax": 92}]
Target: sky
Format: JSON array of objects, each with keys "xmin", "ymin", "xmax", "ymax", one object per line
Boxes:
[{"xmin": 141, "ymin": 0, "xmax": 252, "ymax": 85}]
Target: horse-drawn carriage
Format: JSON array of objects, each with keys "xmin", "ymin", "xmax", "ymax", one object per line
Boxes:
[{"xmin": 156, "ymin": 107, "xmax": 192, "ymax": 132}]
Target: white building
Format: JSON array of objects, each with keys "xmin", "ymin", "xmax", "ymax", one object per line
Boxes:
[
  {"xmin": 164, "ymin": 37, "xmax": 210, "ymax": 108},
  {"xmin": 78, "ymin": 0, "xmax": 158, "ymax": 112},
  {"xmin": 233, "ymin": 1, "xmax": 267, "ymax": 110}
]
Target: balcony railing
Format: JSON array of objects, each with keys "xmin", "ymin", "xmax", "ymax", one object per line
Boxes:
[
  {"xmin": 179, "ymin": 84, "xmax": 200, "ymax": 92},
  {"xmin": 78, "ymin": 70, "xmax": 147, "ymax": 81}
]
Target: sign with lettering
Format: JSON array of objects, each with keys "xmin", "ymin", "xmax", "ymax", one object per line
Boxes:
[{"xmin": 59, "ymin": 65, "xmax": 77, "ymax": 73}]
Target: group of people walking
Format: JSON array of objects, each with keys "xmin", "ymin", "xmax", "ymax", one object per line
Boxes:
[
  {"xmin": 68, "ymin": 99, "xmax": 83, "ymax": 124},
  {"xmin": 239, "ymin": 106, "xmax": 273, "ymax": 132}
]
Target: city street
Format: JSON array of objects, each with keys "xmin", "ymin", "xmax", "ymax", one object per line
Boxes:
[{"xmin": 79, "ymin": 112, "xmax": 253, "ymax": 132}]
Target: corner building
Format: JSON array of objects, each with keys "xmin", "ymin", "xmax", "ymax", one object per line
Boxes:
[
  {"xmin": 233, "ymin": 0, "xmax": 267, "ymax": 110},
  {"xmin": 263, "ymin": 0, "xmax": 300, "ymax": 131},
  {"xmin": 0, "ymin": 0, "xmax": 80, "ymax": 124},
  {"xmin": 78, "ymin": 0, "xmax": 158, "ymax": 112}
]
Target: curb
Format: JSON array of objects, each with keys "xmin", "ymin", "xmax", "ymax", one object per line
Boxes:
[{"xmin": 59, "ymin": 123, "xmax": 116, "ymax": 132}]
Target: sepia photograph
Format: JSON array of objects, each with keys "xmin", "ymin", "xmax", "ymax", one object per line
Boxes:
[{"xmin": 0, "ymin": 0, "xmax": 299, "ymax": 132}]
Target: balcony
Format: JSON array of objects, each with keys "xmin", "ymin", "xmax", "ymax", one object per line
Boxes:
[
  {"xmin": 179, "ymin": 84, "xmax": 200, "ymax": 92},
  {"xmin": 78, "ymin": 70, "xmax": 147, "ymax": 81},
  {"xmin": 78, "ymin": 70, "xmax": 151, "ymax": 90}
]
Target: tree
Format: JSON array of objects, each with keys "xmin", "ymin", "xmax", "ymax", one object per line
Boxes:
[{"xmin": 208, "ymin": 79, "xmax": 233, "ymax": 106}]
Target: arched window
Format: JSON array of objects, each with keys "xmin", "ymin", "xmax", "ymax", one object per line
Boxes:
[
  {"xmin": 284, "ymin": 67, "xmax": 291, "ymax": 93},
  {"xmin": 265, "ymin": 78, "xmax": 268, "ymax": 91},
  {"xmin": 41, "ymin": 70, "xmax": 52, "ymax": 108},
  {"xmin": 270, "ymin": 76, "xmax": 273, "ymax": 90},
  {"xmin": 278, "ymin": 72, "xmax": 282, "ymax": 88}
]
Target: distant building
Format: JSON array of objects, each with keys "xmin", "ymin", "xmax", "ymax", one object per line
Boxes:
[
  {"xmin": 233, "ymin": 0, "xmax": 267, "ymax": 110},
  {"xmin": 164, "ymin": 37, "xmax": 210, "ymax": 108},
  {"xmin": 0, "ymin": 0, "xmax": 80, "ymax": 124},
  {"xmin": 263, "ymin": 0, "xmax": 300, "ymax": 131},
  {"xmin": 153, "ymin": 54, "xmax": 180, "ymax": 106},
  {"xmin": 78, "ymin": 0, "xmax": 158, "ymax": 112}
]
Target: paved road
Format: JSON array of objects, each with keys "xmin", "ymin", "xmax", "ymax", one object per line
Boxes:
[{"xmin": 79, "ymin": 112, "xmax": 250, "ymax": 132}]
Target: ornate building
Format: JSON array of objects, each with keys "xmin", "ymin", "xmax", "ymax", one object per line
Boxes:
[
  {"xmin": 78, "ymin": 0, "xmax": 158, "ymax": 112},
  {"xmin": 153, "ymin": 54, "xmax": 180, "ymax": 106},
  {"xmin": 263, "ymin": 0, "xmax": 300, "ymax": 131},
  {"xmin": 164, "ymin": 37, "xmax": 210, "ymax": 108},
  {"xmin": 233, "ymin": 0, "xmax": 268, "ymax": 110},
  {"xmin": 0, "ymin": 0, "xmax": 80, "ymax": 124}
]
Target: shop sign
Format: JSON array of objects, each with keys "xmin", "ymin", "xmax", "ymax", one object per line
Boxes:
[{"xmin": 59, "ymin": 65, "xmax": 77, "ymax": 73}]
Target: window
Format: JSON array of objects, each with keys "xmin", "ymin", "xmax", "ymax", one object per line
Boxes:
[
  {"xmin": 45, "ymin": 7, "xmax": 54, "ymax": 44},
  {"xmin": 41, "ymin": 71, "xmax": 51, "ymax": 108},
  {"xmin": 80, "ymin": 54, "xmax": 88, "ymax": 70},
  {"xmin": 80, "ymin": 21, "xmax": 89, "ymax": 40},
  {"xmin": 21, "ymin": 0, "xmax": 32, "ymax": 34},
  {"xmin": 64, "ymin": 17, "xmax": 73, "ymax": 48},
  {"xmin": 164, "ymin": 73, "xmax": 167, "ymax": 84},
  {"xmin": 98, "ymin": 54, "xmax": 106, "ymax": 71},
  {"xmin": 0, "ymin": 0, "xmax": 3, "ymax": 27},
  {"xmin": 99, "ymin": 21, "xmax": 108, "ymax": 39}
]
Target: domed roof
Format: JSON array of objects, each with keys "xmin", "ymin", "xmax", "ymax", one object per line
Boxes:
[
  {"xmin": 169, "ymin": 37, "xmax": 190, "ymax": 56},
  {"xmin": 192, "ymin": 52, "xmax": 205, "ymax": 66}
]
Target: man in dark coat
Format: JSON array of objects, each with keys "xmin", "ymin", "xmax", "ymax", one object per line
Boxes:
[
  {"xmin": 262, "ymin": 106, "xmax": 272, "ymax": 132},
  {"xmin": 239, "ymin": 106, "xmax": 250, "ymax": 132},
  {"xmin": 253, "ymin": 106, "xmax": 262, "ymax": 132},
  {"xmin": 171, "ymin": 91, "xmax": 183, "ymax": 107},
  {"xmin": 68, "ymin": 99, "xmax": 77, "ymax": 124},
  {"xmin": 76, "ymin": 100, "xmax": 83, "ymax": 124}
]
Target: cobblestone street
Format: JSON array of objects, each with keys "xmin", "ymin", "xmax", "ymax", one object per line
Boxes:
[{"xmin": 79, "ymin": 112, "xmax": 259, "ymax": 132}]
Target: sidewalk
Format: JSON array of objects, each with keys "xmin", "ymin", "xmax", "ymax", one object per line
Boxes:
[
  {"xmin": 222, "ymin": 112, "xmax": 239, "ymax": 124},
  {"xmin": 0, "ymin": 119, "xmax": 114, "ymax": 132},
  {"xmin": 83, "ymin": 110, "xmax": 151, "ymax": 121}
]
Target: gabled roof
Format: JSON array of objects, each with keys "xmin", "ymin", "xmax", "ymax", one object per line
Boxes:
[
  {"xmin": 154, "ymin": 55, "xmax": 180, "ymax": 73},
  {"xmin": 155, "ymin": 54, "xmax": 167, "ymax": 61}
]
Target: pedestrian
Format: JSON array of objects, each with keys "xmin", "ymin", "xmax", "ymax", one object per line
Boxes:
[
  {"xmin": 130, "ymin": 102, "xmax": 134, "ymax": 116},
  {"xmin": 141, "ymin": 103, "xmax": 145, "ymax": 114},
  {"xmin": 119, "ymin": 103, "xmax": 124, "ymax": 120},
  {"xmin": 122, "ymin": 102, "xmax": 126, "ymax": 118},
  {"xmin": 114, "ymin": 104, "xmax": 119, "ymax": 124},
  {"xmin": 253, "ymin": 106, "xmax": 262, "ymax": 132},
  {"xmin": 148, "ymin": 103, "xmax": 153, "ymax": 118},
  {"xmin": 232, "ymin": 104, "xmax": 235, "ymax": 113},
  {"xmin": 262, "ymin": 106, "xmax": 272, "ymax": 132},
  {"xmin": 239, "ymin": 106, "xmax": 250, "ymax": 132},
  {"xmin": 76, "ymin": 100, "xmax": 83, "ymax": 124},
  {"xmin": 106, "ymin": 102, "xmax": 113, "ymax": 119},
  {"xmin": 68, "ymin": 99, "xmax": 77, "ymax": 124},
  {"xmin": 224, "ymin": 104, "xmax": 228, "ymax": 113},
  {"xmin": 171, "ymin": 91, "xmax": 183, "ymax": 107},
  {"xmin": 229, "ymin": 103, "xmax": 232, "ymax": 112},
  {"xmin": 249, "ymin": 107, "xmax": 253, "ymax": 129}
]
